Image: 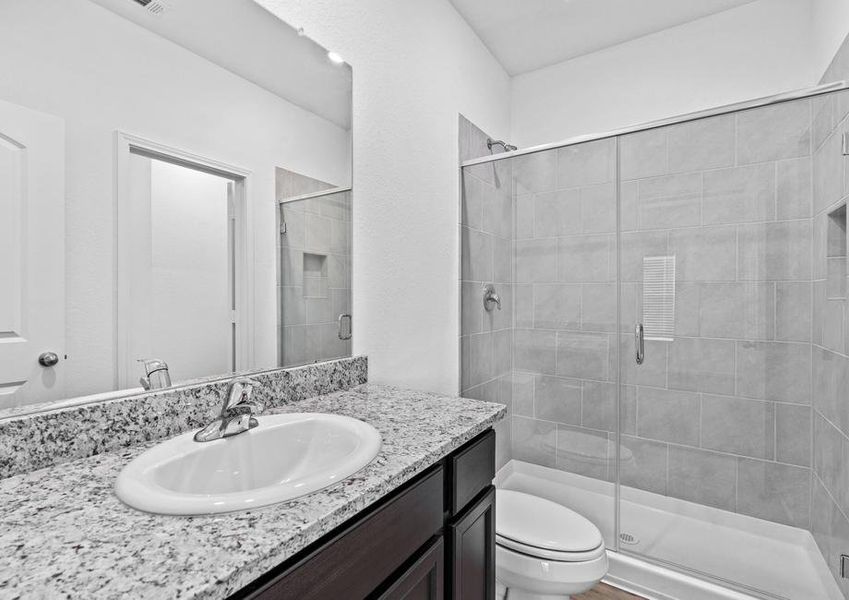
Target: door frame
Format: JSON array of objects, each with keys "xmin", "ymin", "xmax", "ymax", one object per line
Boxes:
[{"xmin": 114, "ymin": 131, "xmax": 254, "ymax": 389}]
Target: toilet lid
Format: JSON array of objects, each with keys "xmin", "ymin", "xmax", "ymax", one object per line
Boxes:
[{"xmin": 496, "ymin": 489, "xmax": 603, "ymax": 554}]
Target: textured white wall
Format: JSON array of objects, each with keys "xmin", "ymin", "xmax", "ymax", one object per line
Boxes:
[
  {"xmin": 510, "ymin": 0, "xmax": 818, "ymax": 147},
  {"xmin": 0, "ymin": 0, "xmax": 351, "ymax": 398},
  {"xmin": 256, "ymin": 0, "xmax": 512, "ymax": 394}
]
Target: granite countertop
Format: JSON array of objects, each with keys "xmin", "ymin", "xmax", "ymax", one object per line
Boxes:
[{"xmin": 0, "ymin": 384, "xmax": 505, "ymax": 600}]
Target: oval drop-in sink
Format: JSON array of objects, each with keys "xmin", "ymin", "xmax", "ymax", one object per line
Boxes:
[{"xmin": 115, "ymin": 413, "xmax": 382, "ymax": 515}]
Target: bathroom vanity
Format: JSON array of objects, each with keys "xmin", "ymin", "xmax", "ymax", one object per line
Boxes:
[{"xmin": 0, "ymin": 360, "xmax": 504, "ymax": 600}]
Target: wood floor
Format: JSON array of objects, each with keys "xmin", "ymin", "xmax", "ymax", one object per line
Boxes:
[{"xmin": 573, "ymin": 582, "xmax": 647, "ymax": 599}]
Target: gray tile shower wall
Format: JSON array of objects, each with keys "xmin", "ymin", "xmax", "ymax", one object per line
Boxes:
[
  {"xmin": 459, "ymin": 115, "xmax": 514, "ymax": 470},
  {"xmin": 0, "ymin": 356, "xmax": 367, "ymax": 480},
  {"xmin": 504, "ymin": 98, "xmax": 820, "ymax": 531},
  {"xmin": 815, "ymin": 39, "xmax": 849, "ymax": 598}
]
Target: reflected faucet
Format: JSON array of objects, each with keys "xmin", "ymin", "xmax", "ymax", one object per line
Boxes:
[
  {"xmin": 138, "ymin": 359, "xmax": 171, "ymax": 390},
  {"xmin": 194, "ymin": 377, "xmax": 263, "ymax": 442}
]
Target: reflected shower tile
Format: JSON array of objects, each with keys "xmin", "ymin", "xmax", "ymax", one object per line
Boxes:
[
  {"xmin": 736, "ymin": 341, "xmax": 811, "ymax": 404},
  {"xmin": 776, "ymin": 403, "xmax": 811, "ymax": 467},
  {"xmin": 555, "ymin": 331, "xmax": 609, "ymax": 380},
  {"xmin": 776, "ymin": 282, "xmax": 811, "ymax": 342},
  {"xmin": 701, "ymin": 395, "xmax": 775, "ymax": 459},
  {"xmin": 534, "ymin": 189, "xmax": 580, "ymax": 237},
  {"xmin": 620, "ymin": 231, "xmax": 668, "ymax": 282},
  {"xmin": 461, "ymin": 226, "xmax": 493, "ymax": 282},
  {"xmin": 813, "ymin": 127, "xmax": 844, "ymax": 214},
  {"xmin": 620, "ymin": 435, "xmax": 668, "ymax": 495},
  {"xmin": 279, "ymin": 247, "xmax": 304, "ymax": 286},
  {"xmin": 581, "ymin": 283, "xmax": 617, "ymax": 332},
  {"xmin": 620, "ymin": 128, "xmax": 668, "ymax": 180},
  {"xmin": 558, "ymin": 235, "xmax": 613, "ymax": 282},
  {"xmin": 305, "ymin": 297, "xmax": 332, "ymax": 325},
  {"xmin": 555, "ymin": 424, "xmax": 612, "ymax": 481},
  {"xmin": 699, "ymin": 282, "xmax": 774, "ymax": 340},
  {"xmin": 811, "ymin": 476, "xmax": 849, "ymax": 595},
  {"xmin": 621, "ymin": 384, "xmax": 637, "ymax": 435},
  {"xmin": 737, "ymin": 459, "xmax": 811, "ymax": 528},
  {"xmin": 638, "ymin": 173, "xmax": 701, "ymax": 229},
  {"xmin": 484, "ymin": 283, "xmax": 512, "ymax": 332},
  {"xmin": 702, "ymin": 164, "xmax": 776, "ymax": 225},
  {"xmin": 556, "ymin": 138, "xmax": 615, "ymax": 187},
  {"xmin": 582, "ymin": 380, "xmax": 616, "ymax": 432},
  {"xmin": 812, "ymin": 347, "xmax": 849, "ymax": 434},
  {"xmin": 636, "ymin": 387, "xmax": 700, "ymax": 446},
  {"xmin": 737, "ymin": 99, "xmax": 812, "ymax": 164},
  {"xmin": 620, "ymin": 180, "xmax": 639, "ymax": 232},
  {"xmin": 534, "ymin": 375, "xmax": 582, "ymax": 425},
  {"xmin": 493, "ymin": 329, "xmax": 512, "ymax": 376},
  {"xmin": 305, "ymin": 213, "xmax": 332, "ymax": 252},
  {"xmin": 280, "ymin": 287, "xmax": 306, "ymax": 326},
  {"xmin": 516, "ymin": 238, "xmax": 557, "ymax": 283},
  {"xmin": 461, "ymin": 281, "xmax": 482, "ymax": 335},
  {"xmin": 777, "ymin": 157, "xmax": 812, "ymax": 220},
  {"xmin": 813, "ymin": 93, "xmax": 838, "ymax": 151},
  {"xmin": 814, "ymin": 412, "xmax": 844, "ymax": 499},
  {"xmin": 461, "ymin": 336, "xmax": 470, "ymax": 391},
  {"xmin": 512, "ymin": 416, "xmax": 556, "ymax": 468},
  {"xmin": 667, "ymin": 114, "xmax": 735, "ymax": 173},
  {"xmin": 667, "ymin": 446, "xmax": 737, "ymax": 512},
  {"xmin": 738, "ymin": 221, "xmax": 812, "ymax": 281},
  {"xmin": 534, "ymin": 284, "xmax": 581, "ymax": 329},
  {"xmin": 674, "ymin": 282, "xmax": 701, "ymax": 337},
  {"xmin": 667, "ymin": 338, "xmax": 735, "ymax": 395},
  {"xmin": 514, "ymin": 329, "xmax": 557, "ymax": 375},
  {"xmin": 281, "ymin": 325, "xmax": 306, "ymax": 366},
  {"xmin": 514, "ymin": 150, "xmax": 557, "ymax": 195},
  {"xmin": 668, "ymin": 226, "xmax": 737, "ymax": 282},
  {"xmin": 280, "ymin": 206, "xmax": 305, "ymax": 248},
  {"xmin": 581, "ymin": 183, "xmax": 616, "ymax": 233}
]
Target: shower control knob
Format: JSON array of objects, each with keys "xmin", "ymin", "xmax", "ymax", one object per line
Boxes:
[{"xmin": 38, "ymin": 352, "xmax": 60, "ymax": 367}]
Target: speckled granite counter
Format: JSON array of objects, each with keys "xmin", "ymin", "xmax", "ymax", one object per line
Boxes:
[{"xmin": 0, "ymin": 384, "xmax": 505, "ymax": 600}]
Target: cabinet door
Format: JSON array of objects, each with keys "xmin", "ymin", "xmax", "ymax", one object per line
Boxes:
[
  {"xmin": 448, "ymin": 486, "xmax": 495, "ymax": 600},
  {"xmin": 377, "ymin": 536, "xmax": 444, "ymax": 600}
]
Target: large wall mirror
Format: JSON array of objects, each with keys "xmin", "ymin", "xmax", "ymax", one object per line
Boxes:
[{"xmin": 0, "ymin": 0, "xmax": 352, "ymax": 413}]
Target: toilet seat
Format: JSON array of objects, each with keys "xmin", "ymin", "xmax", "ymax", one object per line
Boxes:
[{"xmin": 495, "ymin": 489, "xmax": 604, "ymax": 562}]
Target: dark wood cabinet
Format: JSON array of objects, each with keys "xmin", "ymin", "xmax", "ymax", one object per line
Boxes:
[
  {"xmin": 231, "ymin": 429, "xmax": 496, "ymax": 600},
  {"xmin": 377, "ymin": 536, "xmax": 444, "ymax": 600},
  {"xmin": 448, "ymin": 487, "xmax": 495, "ymax": 600}
]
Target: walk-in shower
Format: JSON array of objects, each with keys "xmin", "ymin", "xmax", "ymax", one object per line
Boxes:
[{"xmin": 461, "ymin": 82, "xmax": 849, "ymax": 599}]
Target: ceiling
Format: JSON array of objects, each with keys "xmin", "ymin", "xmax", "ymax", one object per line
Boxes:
[
  {"xmin": 448, "ymin": 0, "xmax": 759, "ymax": 76},
  {"xmin": 89, "ymin": 0, "xmax": 352, "ymax": 129}
]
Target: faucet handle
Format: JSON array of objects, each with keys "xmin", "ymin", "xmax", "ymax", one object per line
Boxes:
[{"xmin": 222, "ymin": 377, "xmax": 262, "ymax": 416}]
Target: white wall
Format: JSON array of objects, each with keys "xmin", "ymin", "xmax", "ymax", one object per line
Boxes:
[
  {"xmin": 256, "ymin": 0, "xmax": 512, "ymax": 395},
  {"xmin": 510, "ymin": 0, "xmax": 818, "ymax": 147},
  {"xmin": 0, "ymin": 0, "xmax": 351, "ymax": 398},
  {"xmin": 812, "ymin": 0, "xmax": 849, "ymax": 80}
]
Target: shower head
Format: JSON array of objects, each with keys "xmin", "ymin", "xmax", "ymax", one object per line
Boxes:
[{"xmin": 487, "ymin": 138, "xmax": 517, "ymax": 153}]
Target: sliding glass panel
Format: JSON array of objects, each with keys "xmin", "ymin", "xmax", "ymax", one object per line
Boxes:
[
  {"xmin": 461, "ymin": 139, "xmax": 619, "ymax": 549},
  {"xmin": 617, "ymin": 91, "xmax": 844, "ymax": 600},
  {"xmin": 278, "ymin": 189, "xmax": 352, "ymax": 367}
]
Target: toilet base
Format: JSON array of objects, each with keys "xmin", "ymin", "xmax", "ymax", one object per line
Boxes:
[{"xmin": 496, "ymin": 581, "xmax": 572, "ymax": 600}]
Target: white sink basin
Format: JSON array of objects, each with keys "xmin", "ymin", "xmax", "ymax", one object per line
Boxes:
[{"xmin": 115, "ymin": 413, "xmax": 382, "ymax": 515}]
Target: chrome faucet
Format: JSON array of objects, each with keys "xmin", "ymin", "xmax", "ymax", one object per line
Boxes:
[
  {"xmin": 483, "ymin": 284, "xmax": 501, "ymax": 311},
  {"xmin": 194, "ymin": 377, "xmax": 263, "ymax": 442},
  {"xmin": 138, "ymin": 358, "xmax": 171, "ymax": 390}
]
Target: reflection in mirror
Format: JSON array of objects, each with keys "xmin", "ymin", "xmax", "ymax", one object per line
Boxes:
[{"xmin": 0, "ymin": 0, "xmax": 352, "ymax": 414}]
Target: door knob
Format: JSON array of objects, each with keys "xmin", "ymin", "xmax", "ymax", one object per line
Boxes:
[{"xmin": 38, "ymin": 352, "xmax": 60, "ymax": 367}]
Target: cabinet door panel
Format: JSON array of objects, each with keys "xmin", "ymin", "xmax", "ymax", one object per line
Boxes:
[
  {"xmin": 377, "ymin": 536, "xmax": 444, "ymax": 600},
  {"xmin": 448, "ymin": 486, "xmax": 495, "ymax": 600}
]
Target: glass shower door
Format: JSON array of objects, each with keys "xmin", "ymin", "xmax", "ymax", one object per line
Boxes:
[{"xmin": 616, "ymin": 94, "xmax": 825, "ymax": 599}]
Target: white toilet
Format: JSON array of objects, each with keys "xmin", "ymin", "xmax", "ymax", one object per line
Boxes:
[{"xmin": 495, "ymin": 489, "xmax": 608, "ymax": 600}]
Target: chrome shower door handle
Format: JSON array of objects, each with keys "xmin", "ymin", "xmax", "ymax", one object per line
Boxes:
[
  {"xmin": 338, "ymin": 314, "xmax": 352, "ymax": 340},
  {"xmin": 635, "ymin": 323, "xmax": 645, "ymax": 365}
]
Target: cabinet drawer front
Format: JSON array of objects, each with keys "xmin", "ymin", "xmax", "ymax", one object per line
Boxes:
[
  {"xmin": 245, "ymin": 466, "xmax": 444, "ymax": 600},
  {"xmin": 448, "ymin": 430, "xmax": 495, "ymax": 515},
  {"xmin": 376, "ymin": 536, "xmax": 444, "ymax": 600}
]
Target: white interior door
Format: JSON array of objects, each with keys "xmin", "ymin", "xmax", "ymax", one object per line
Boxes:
[{"xmin": 0, "ymin": 99, "xmax": 65, "ymax": 409}]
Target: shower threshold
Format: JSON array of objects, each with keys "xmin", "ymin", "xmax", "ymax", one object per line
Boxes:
[{"xmin": 495, "ymin": 460, "xmax": 840, "ymax": 600}]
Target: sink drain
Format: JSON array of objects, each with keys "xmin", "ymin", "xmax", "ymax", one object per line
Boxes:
[{"xmin": 619, "ymin": 532, "xmax": 639, "ymax": 545}]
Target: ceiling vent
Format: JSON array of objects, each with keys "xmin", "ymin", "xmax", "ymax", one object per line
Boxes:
[{"xmin": 131, "ymin": 0, "xmax": 170, "ymax": 16}]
